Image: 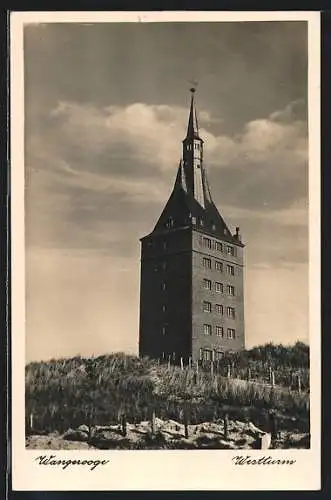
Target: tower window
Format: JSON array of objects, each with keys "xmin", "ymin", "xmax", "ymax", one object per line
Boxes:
[
  {"xmin": 227, "ymin": 307, "xmax": 236, "ymax": 319},
  {"xmin": 227, "ymin": 245, "xmax": 236, "ymax": 256},
  {"xmin": 215, "ymin": 242, "xmax": 223, "ymax": 252},
  {"xmin": 203, "ymin": 237, "xmax": 212, "ymax": 249},
  {"xmin": 203, "ymin": 301, "xmax": 212, "ymax": 313},
  {"xmin": 215, "ymin": 350, "xmax": 224, "ymax": 360},
  {"xmin": 162, "ymin": 261, "xmax": 167, "ymax": 271},
  {"xmin": 199, "ymin": 218, "xmax": 204, "ymax": 227},
  {"xmin": 165, "ymin": 218, "xmax": 173, "ymax": 229},
  {"xmin": 215, "ymin": 282, "xmax": 223, "ymax": 293},
  {"xmin": 203, "ymin": 279, "xmax": 212, "ymax": 290},
  {"xmin": 227, "ymin": 265, "xmax": 235, "ymax": 276},
  {"xmin": 192, "ymin": 216, "xmax": 196, "ymax": 225},
  {"xmin": 203, "ymin": 258, "xmax": 211, "ymax": 269},
  {"xmin": 161, "ymin": 282, "xmax": 166, "ymax": 291},
  {"xmin": 215, "ymin": 304, "xmax": 223, "ymax": 315},
  {"xmin": 163, "ymin": 241, "xmax": 167, "ymax": 251},
  {"xmin": 215, "ymin": 261, "xmax": 223, "ymax": 272},
  {"xmin": 162, "ymin": 304, "xmax": 166, "ymax": 313},
  {"xmin": 202, "ymin": 349, "xmax": 212, "ymax": 361},
  {"xmin": 203, "ymin": 324, "xmax": 212, "ymax": 336},
  {"xmin": 216, "ymin": 326, "xmax": 224, "ymax": 337},
  {"xmin": 227, "ymin": 328, "xmax": 236, "ymax": 339},
  {"xmin": 196, "ymin": 163, "xmax": 200, "ymax": 169},
  {"xmin": 162, "ymin": 326, "xmax": 167, "ymax": 336},
  {"xmin": 227, "ymin": 285, "xmax": 235, "ymax": 296}
]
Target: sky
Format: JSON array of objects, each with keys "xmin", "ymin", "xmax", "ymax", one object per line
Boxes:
[{"xmin": 24, "ymin": 21, "xmax": 309, "ymax": 362}]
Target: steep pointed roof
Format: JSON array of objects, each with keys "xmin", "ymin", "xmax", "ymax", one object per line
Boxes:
[
  {"xmin": 144, "ymin": 89, "xmax": 243, "ymax": 246},
  {"xmin": 185, "ymin": 88, "xmax": 200, "ymax": 140}
]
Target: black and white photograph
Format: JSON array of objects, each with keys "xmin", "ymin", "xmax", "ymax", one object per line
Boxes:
[{"xmin": 11, "ymin": 11, "xmax": 321, "ymax": 491}]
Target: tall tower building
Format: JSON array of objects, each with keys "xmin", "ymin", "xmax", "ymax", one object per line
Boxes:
[{"xmin": 139, "ymin": 89, "xmax": 245, "ymax": 362}]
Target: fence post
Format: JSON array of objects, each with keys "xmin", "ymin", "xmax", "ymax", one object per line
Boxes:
[
  {"xmin": 269, "ymin": 411, "xmax": 278, "ymax": 441},
  {"xmin": 121, "ymin": 414, "xmax": 127, "ymax": 437},
  {"xmin": 268, "ymin": 366, "xmax": 272, "ymax": 383},
  {"xmin": 151, "ymin": 410, "xmax": 156, "ymax": 435},
  {"xmin": 224, "ymin": 413, "xmax": 229, "ymax": 440},
  {"xmin": 29, "ymin": 412, "xmax": 34, "ymax": 432},
  {"xmin": 168, "ymin": 355, "xmax": 171, "ymax": 369},
  {"xmin": 180, "ymin": 357, "xmax": 184, "ymax": 371},
  {"xmin": 247, "ymin": 368, "xmax": 251, "ymax": 381},
  {"xmin": 227, "ymin": 364, "xmax": 231, "ymax": 378},
  {"xmin": 188, "ymin": 356, "xmax": 192, "ymax": 370},
  {"xmin": 271, "ymin": 371, "xmax": 275, "ymax": 387},
  {"xmin": 298, "ymin": 374, "xmax": 301, "ymax": 394},
  {"xmin": 88, "ymin": 408, "xmax": 94, "ymax": 441},
  {"xmin": 210, "ymin": 361, "xmax": 214, "ymax": 376},
  {"xmin": 184, "ymin": 407, "xmax": 189, "ymax": 439},
  {"xmin": 195, "ymin": 360, "xmax": 199, "ymax": 374}
]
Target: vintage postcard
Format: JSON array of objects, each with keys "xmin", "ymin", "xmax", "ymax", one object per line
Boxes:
[{"xmin": 10, "ymin": 11, "xmax": 321, "ymax": 490}]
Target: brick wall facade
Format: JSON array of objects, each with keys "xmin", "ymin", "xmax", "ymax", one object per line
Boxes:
[
  {"xmin": 139, "ymin": 227, "xmax": 245, "ymax": 362},
  {"xmin": 139, "ymin": 228, "xmax": 192, "ymax": 361},
  {"xmin": 191, "ymin": 230, "xmax": 245, "ymax": 361}
]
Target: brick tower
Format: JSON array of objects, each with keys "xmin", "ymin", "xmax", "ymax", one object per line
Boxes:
[{"xmin": 139, "ymin": 88, "xmax": 245, "ymax": 362}]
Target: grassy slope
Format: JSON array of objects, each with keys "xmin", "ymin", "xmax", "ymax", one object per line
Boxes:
[{"xmin": 25, "ymin": 343, "xmax": 309, "ymax": 435}]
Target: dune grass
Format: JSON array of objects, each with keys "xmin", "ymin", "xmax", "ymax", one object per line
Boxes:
[{"xmin": 25, "ymin": 350, "xmax": 309, "ymax": 435}]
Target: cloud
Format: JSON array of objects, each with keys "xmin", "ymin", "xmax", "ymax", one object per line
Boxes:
[
  {"xmin": 26, "ymin": 98, "xmax": 308, "ymax": 267},
  {"xmin": 28, "ymin": 98, "xmax": 307, "ymax": 193},
  {"xmin": 270, "ymin": 98, "xmax": 307, "ymax": 123}
]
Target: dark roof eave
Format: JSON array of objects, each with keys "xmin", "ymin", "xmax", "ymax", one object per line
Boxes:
[
  {"xmin": 192, "ymin": 227, "xmax": 245, "ymax": 247},
  {"xmin": 140, "ymin": 225, "xmax": 191, "ymax": 241},
  {"xmin": 140, "ymin": 226, "xmax": 245, "ymax": 247}
]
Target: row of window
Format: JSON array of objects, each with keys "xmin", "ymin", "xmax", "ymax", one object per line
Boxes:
[
  {"xmin": 154, "ymin": 260, "xmax": 235, "ymax": 278},
  {"xmin": 203, "ymin": 258, "xmax": 235, "ymax": 275},
  {"xmin": 203, "ymin": 302, "xmax": 236, "ymax": 318},
  {"xmin": 202, "ymin": 237, "xmax": 237, "ymax": 257},
  {"xmin": 203, "ymin": 279, "xmax": 235, "ymax": 295},
  {"xmin": 161, "ymin": 349, "xmax": 224, "ymax": 361},
  {"xmin": 159, "ymin": 280, "xmax": 235, "ymax": 296},
  {"xmin": 185, "ymin": 142, "xmax": 201, "ymax": 151},
  {"xmin": 200, "ymin": 349, "xmax": 225, "ymax": 361},
  {"xmin": 161, "ymin": 324, "xmax": 236, "ymax": 340},
  {"xmin": 203, "ymin": 324, "xmax": 236, "ymax": 339},
  {"xmin": 150, "ymin": 231, "xmax": 237, "ymax": 252}
]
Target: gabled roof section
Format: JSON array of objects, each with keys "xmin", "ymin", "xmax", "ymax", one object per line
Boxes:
[{"xmin": 143, "ymin": 88, "xmax": 243, "ymax": 246}]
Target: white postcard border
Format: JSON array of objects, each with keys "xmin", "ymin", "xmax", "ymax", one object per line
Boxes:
[{"xmin": 10, "ymin": 10, "xmax": 321, "ymax": 491}]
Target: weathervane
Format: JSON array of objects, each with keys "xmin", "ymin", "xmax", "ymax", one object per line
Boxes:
[{"xmin": 188, "ymin": 79, "xmax": 198, "ymax": 93}]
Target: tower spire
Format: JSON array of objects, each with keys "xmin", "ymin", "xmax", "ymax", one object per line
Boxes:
[
  {"xmin": 186, "ymin": 86, "xmax": 200, "ymax": 139},
  {"xmin": 150, "ymin": 87, "xmax": 242, "ymax": 245}
]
